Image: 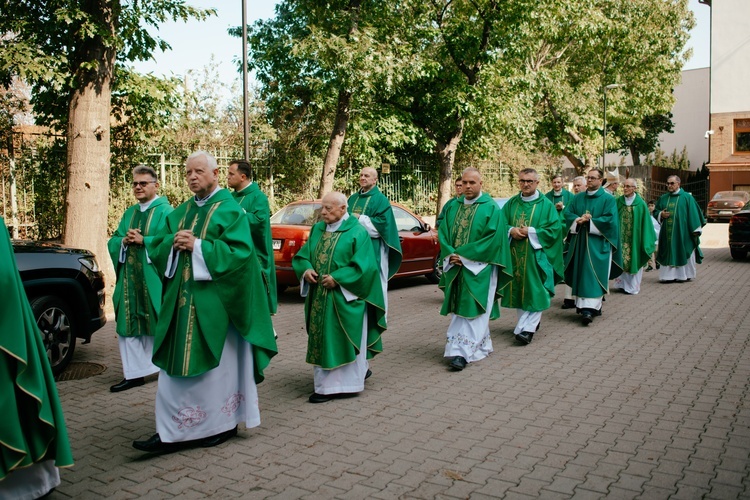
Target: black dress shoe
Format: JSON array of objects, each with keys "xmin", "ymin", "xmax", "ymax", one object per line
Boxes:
[
  {"xmin": 309, "ymin": 392, "xmax": 334, "ymax": 403},
  {"xmin": 536, "ymin": 321, "xmax": 541, "ymax": 332},
  {"xmin": 594, "ymin": 308, "xmax": 602, "ymax": 317},
  {"xmin": 132, "ymin": 433, "xmax": 184, "ymax": 454},
  {"xmin": 110, "ymin": 377, "xmax": 145, "ymax": 393},
  {"xmin": 449, "ymin": 356, "xmax": 467, "ymax": 371},
  {"xmin": 200, "ymin": 426, "xmax": 238, "ymax": 448},
  {"xmin": 515, "ymin": 332, "xmax": 533, "ymax": 345},
  {"xmin": 365, "ymin": 369, "xmax": 372, "ymax": 380},
  {"xmin": 581, "ymin": 311, "xmax": 593, "ymax": 326},
  {"xmin": 561, "ymin": 299, "xmax": 576, "ymax": 309}
]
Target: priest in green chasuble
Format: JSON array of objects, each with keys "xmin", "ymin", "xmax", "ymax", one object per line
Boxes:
[
  {"xmin": 293, "ymin": 192, "xmax": 386, "ymax": 404},
  {"xmin": 107, "ymin": 164, "xmax": 173, "ymax": 393},
  {"xmin": 655, "ymin": 175, "xmax": 705, "ymax": 283},
  {"xmin": 502, "ymin": 169, "xmax": 564, "ymax": 345},
  {"xmin": 347, "ymin": 167, "xmax": 402, "ymax": 318},
  {"xmin": 561, "ymin": 176, "xmax": 587, "ymax": 309},
  {"xmin": 563, "ymin": 168, "xmax": 623, "ymax": 326},
  {"xmin": 227, "ymin": 159, "xmax": 277, "ymax": 314},
  {"xmin": 438, "ymin": 168, "xmax": 513, "ymax": 371},
  {"xmin": 133, "ymin": 151, "xmax": 277, "ymax": 454},
  {"xmin": 612, "ymin": 179, "xmax": 657, "ymax": 294},
  {"xmin": 545, "ymin": 174, "xmax": 573, "ymax": 224},
  {"xmin": 0, "ymin": 217, "xmax": 73, "ymax": 499}
]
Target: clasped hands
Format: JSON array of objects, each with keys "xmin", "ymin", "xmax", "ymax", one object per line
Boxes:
[
  {"xmin": 575, "ymin": 213, "xmax": 592, "ymax": 225},
  {"xmin": 510, "ymin": 226, "xmax": 529, "ymax": 240},
  {"xmin": 123, "ymin": 228, "xmax": 144, "ymax": 246},
  {"xmin": 303, "ymin": 269, "xmax": 338, "ymax": 289},
  {"xmin": 173, "ymin": 230, "xmax": 196, "ymax": 252}
]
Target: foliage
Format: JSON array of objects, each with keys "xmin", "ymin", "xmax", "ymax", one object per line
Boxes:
[
  {"xmin": 501, "ymin": 0, "xmax": 694, "ymax": 173},
  {"xmin": 644, "ymin": 146, "xmax": 690, "ymax": 170}
]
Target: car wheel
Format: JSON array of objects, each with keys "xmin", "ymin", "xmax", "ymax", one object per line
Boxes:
[
  {"xmin": 30, "ymin": 296, "xmax": 77, "ymax": 376},
  {"xmin": 425, "ymin": 255, "xmax": 442, "ymax": 284},
  {"xmin": 730, "ymin": 248, "xmax": 748, "ymax": 260}
]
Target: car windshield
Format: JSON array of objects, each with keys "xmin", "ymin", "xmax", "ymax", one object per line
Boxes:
[
  {"xmin": 713, "ymin": 191, "xmax": 749, "ymax": 200},
  {"xmin": 270, "ymin": 203, "xmax": 322, "ymax": 226}
]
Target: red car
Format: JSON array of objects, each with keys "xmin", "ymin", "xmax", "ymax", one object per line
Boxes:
[{"xmin": 271, "ymin": 200, "xmax": 441, "ymax": 290}]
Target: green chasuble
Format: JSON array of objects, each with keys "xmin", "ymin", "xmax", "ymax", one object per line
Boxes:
[
  {"xmin": 654, "ymin": 189, "xmax": 706, "ymax": 267},
  {"xmin": 545, "ymin": 189, "xmax": 574, "ymax": 224},
  {"xmin": 348, "ymin": 186, "xmax": 403, "ymax": 279},
  {"xmin": 436, "ymin": 197, "xmax": 460, "ymax": 228},
  {"xmin": 292, "ymin": 216, "xmax": 387, "ymax": 369},
  {"xmin": 108, "ymin": 196, "xmax": 173, "ymax": 337},
  {"xmin": 147, "ymin": 189, "xmax": 277, "ymax": 382},
  {"xmin": 616, "ymin": 193, "xmax": 657, "ymax": 273},
  {"xmin": 438, "ymin": 192, "xmax": 513, "ymax": 320},
  {"xmin": 501, "ymin": 192, "xmax": 564, "ymax": 312},
  {"xmin": 563, "ymin": 188, "xmax": 623, "ymax": 298},
  {"xmin": 0, "ymin": 217, "xmax": 73, "ymax": 480},
  {"xmin": 232, "ymin": 182, "xmax": 277, "ymax": 314}
]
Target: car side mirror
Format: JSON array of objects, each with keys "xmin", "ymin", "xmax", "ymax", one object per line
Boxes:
[{"xmin": 423, "ymin": 223, "xmax": 431, "ymax": 232}]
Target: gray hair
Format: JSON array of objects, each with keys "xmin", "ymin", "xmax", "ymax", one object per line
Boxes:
[
  {"xmin": 132, "ymin": 164, "xmax": 157, "ymax": 180},
  {"xmin": 573, "ymin": 176, "xmax": 585, "ymax": 184},
  {"xmin": 462, "ymin": 167, "xmax": 481, "ymax": 179},
  {"xmin": 624, "ymin": 179, "xmax": 638, "ymax": 188},
  {"xmin": 186, "ymin": 150, "xmax": 218, "ymax": 170},
  {"xmin": 323, "ymin": 191, "xmax": 348, "ymax": 207}
]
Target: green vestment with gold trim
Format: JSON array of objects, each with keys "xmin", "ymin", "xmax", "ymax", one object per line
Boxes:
[
  {"xmin": 293, "ymin": 215, "xmax": 386, "ymax": 369},
  {"xmin": 147, "ymin": 189, "xmax": 277, "ymax": 382},
  {"xmin": 654, "ymin": 189, "xmax": 705, "ymax": 267},
  {"xmin": 0, "ymin": 217, "xmax": 73, "ymax": 480},
  {"xmin": 616, "ymin": 193, "xmax": 657, "ymax": 273},
  {"xmin": 501, "ymin": 192, "xmax": 564, "ymax": 311},
  {"xmin": 108, "ymin": 196, "xmax": 173, "ymax": 337},
  {"xmin": 232, "ymin": 182, "xmax": 277, "ymax": 314},
  {"xmin": 563, "ymin": 188, "xmax": 623, "ymax": 298},
  {"xmin": 438, "ymin": 193, "xmax": 513, "ymax": 319},
  {"xmin": 348, "ymin": 186, "xmax": 403, "ymax": 279}
]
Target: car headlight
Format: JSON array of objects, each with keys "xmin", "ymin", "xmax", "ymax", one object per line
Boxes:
[{"xmin": 79, "ymin": 256, "xmax": 100, "ymax": 273}]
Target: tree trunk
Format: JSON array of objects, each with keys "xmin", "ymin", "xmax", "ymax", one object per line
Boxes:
[
  {"xmin": 316, "ymin": 0, "xmax": 361, "ymax": 198},
  {"xmin": 562, "ymin": 150, "xmax": 586, "ymax": 176},
  {"xmin": 63, "ymin": 0, "xmax": 116, "ymax": 285},
  {"xmin": 435, "ymin": 125, "xmax": 463, "ymax": 217},
  {"xmin": 317, "ymin": 88, "xmax": 351, "ymax": 198},
  {"xmin": 630, "ymin": 145, "xmax": 641, "ymax": 166}
]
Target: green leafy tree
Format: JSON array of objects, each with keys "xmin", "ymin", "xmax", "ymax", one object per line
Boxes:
[
  {"xmin": 507, "ymin": 0, "xmax": 694, "ymax": 175},
  {"xmin": 0, "ymin": 0, "xmax": 212, "ymax": 276}
]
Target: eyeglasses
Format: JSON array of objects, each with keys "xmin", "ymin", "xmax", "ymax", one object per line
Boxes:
[
  {"xmin": 132, "ymin": 181, "xmax": 157, "ymax": 188},
  {"xmin": 586, "ymin": 176, "xmax": 601, "ymax": 180},
  {"xmin": 518, "ymin": 179, "xmax": 537, "ymax": 184},
  {"xmin": 666, "ymin": 182, "xmax": 677, "ymax": 185}
]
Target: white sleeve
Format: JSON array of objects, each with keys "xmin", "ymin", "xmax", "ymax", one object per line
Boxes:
[
  {"xmin": 357, "ymin": 215, "xmax": 381, "ymax": 239},
  {"xmin": 526, "ymin": 227, "xmax": 541, "ymax": 249},
  {"xmin": 191, "ymin": 239, "xmax": 212, "ymax": 281}
]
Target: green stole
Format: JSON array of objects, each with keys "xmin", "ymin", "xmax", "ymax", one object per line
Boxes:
[
  {"xmin": 563, "ymin": 188, "xmax": 623, "ymax": 298},
  {"xmin": 348, "ymin": 186, "xmax": 403, "ymax": 279},
  {"xmin": 292, "ymin": 216, "xmax": 386, "ymax": 369},
  {"xmin": 616, "ymin": 193, "xmax": 657, "ymax": 273},
  {"xmin": 0, "ymin": 218, "xmax": 73, "ymax": 479},
  {"xmin": 501, "ymin": 192, "xmax": 564, "ymax": 311},
  {"xmin": 232, "ymin": 182, "xmax": 277, "ymax": 314},
  {"xmin": 654, "ymin": 189, "xmax": 705, "ymax": 266},
  {"xmin": 438, "ymin": 192, "xmax": 513, "ymax": 319},
  {"xmin": 148, "ymin": 189, "xmax": 277, "ymax": 382},
  {"xmin": 108, "ymin": 197, "xmax": 172, "ymax": 337}
]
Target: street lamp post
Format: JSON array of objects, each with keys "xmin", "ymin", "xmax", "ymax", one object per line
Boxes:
[{"xmin": 602, "ymin": 83, "xmax": 625, "ymax": 169}]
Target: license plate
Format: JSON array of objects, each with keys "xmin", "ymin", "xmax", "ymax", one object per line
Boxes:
[
  {"xmin": 719, "ymin": 210, "xmax": 732, "ymax": 216},
  {"xmin": 272, "ymin": 239, "xmax": 282, "ymax": 250}
]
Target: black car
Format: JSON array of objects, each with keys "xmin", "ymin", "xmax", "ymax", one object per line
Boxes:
[
  {"xmin": 13, "ymin": 240, "xmax": 107, "ymax": 375},
  {"xmin": 729, "ymin": 201, "xmax": 750, "ymax": 260}
]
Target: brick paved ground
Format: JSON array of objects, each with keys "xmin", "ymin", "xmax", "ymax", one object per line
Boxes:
[{"xmin": 50, "ymin": 247, "xmax": 750, "ymax": 499}]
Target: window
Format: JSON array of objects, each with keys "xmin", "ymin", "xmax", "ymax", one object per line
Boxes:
[
  {"xmin": 392, "ymin": 206, "xmax": 421, "ymax": 232},
  {"xmin": 734, "ymin": 119, "xmax": 750, "ymax": 153}
]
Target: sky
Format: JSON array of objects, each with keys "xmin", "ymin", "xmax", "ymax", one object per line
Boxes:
[{"xmin": 132, "ymin": 0, "xmax": 712, "ymax": 93}]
